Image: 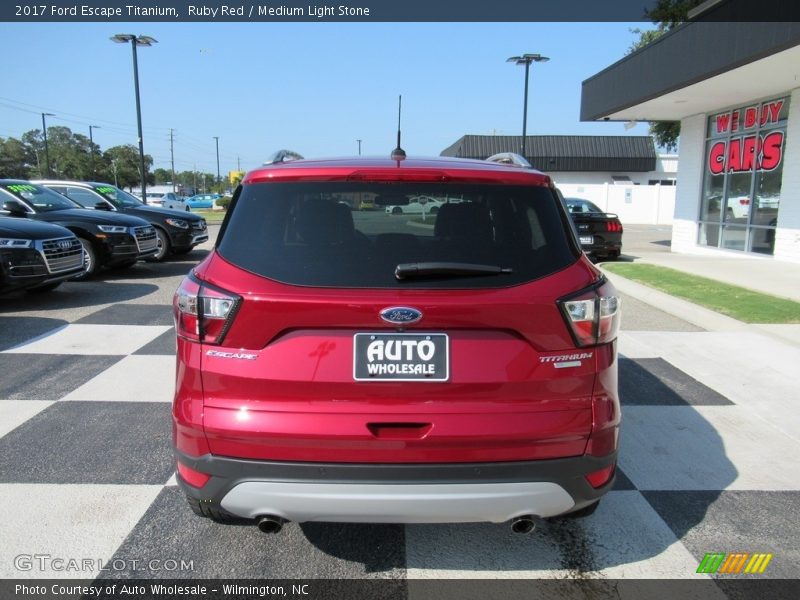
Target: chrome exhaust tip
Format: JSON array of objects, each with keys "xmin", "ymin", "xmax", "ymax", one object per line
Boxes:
[
  {"xmin": 256, "ymin": 515, "xmax": 285, "ymax": 534},
  {"xmin": 510, "ymin": 516, "xmax": 536, "ymax": 534}
]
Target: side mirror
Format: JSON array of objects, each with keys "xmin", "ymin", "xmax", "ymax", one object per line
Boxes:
[
  {"xmin": 2, "ymin": 200, "xmax": 28, "ymax": 217},
  {"xmin": 94, "ymin": 202, "xmax": 112, "ymax": 211}
]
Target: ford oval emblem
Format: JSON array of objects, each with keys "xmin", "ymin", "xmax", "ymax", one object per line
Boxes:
[{"xmin": 380, "ymin": 307, "xmax": 422, "ymax": 325}]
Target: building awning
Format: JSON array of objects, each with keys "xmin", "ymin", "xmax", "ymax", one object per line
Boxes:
[
  {"xmin": 580, "ymin": 0, "xmax": 800, "ymax": 123},
  {"xmin": 440, "ymin": 135, "xmax": 656, "ymax": 172}
]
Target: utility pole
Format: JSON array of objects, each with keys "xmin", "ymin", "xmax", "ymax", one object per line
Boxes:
[
  {"xmin": 357, "ymin": 139, "xmax": 362, "ymax": 155},
  {"xmin": 237, "ymin": 155, "xmax": 240, "ymax": 171},
  {"xmin": 41, "ymin": 112, "xmax": 54, "ymax": 177},
  {"xmin": 193, "ymin": 164, "xmax": 197, "ymax": 193},
  {"xmin": 169, "ymin": 128, "xmax": 176, "ymax": 192},
  {"xmin": 213, "ymin": 136, "xmax": 220, "ymax": 191},
  {"xmin": 89, "ymin": 125, "xmax": 100, "ymax": 177}
]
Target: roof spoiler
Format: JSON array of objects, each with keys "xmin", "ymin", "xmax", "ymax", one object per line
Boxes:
[{"xmin": 485, "ymin": 152, "xmax": 532, "ymax": 168}]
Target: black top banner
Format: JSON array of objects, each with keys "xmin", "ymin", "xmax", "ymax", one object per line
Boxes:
[
  {"xmin": 3, "ymin": 0, "xmax": 658, "ymax": 22},
  {"xmin": 4, "ymin": 1, "xmax": 798, "ymax": 24}
]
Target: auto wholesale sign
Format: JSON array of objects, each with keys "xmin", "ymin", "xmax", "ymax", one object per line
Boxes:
[{"xmin": 707, "ymin": 99, "xmax": 788, "ymax": 175}]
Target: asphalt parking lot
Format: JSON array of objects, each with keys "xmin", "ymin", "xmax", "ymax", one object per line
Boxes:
[{"xmin": 1, "ymin": 225, "xmax": 798, "ymax": 588}]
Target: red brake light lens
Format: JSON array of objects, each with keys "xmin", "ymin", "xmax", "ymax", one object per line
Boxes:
[
  {"xmin": 176, "ymin": 461, "xmax": 211, "ymax": 488},
  {"xmin": 173, "ymin": 273, "xmax": 241, "ymax": 344},
  {"xmin": 585, "ymin": 463, "xmax": 615, "ymax": 488},
  {"xmin": 606, "ymin": 221, "xmax": 622, "ymax": 232},
  {"xmin": 558, "ymin": 280, "xmax": 621, "ymax": 347}
]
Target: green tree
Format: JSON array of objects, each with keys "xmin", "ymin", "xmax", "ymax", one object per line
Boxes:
[
  {"xmin": 153, "ymin": 167, "xmax": 173, "ymax": 185},
  {"xmin": 0, "ymin": 137, "xmax": 34, "ymax": 178},
  {"xmin": 102, "ymin": 145, "xmax": 153, "ymax": 190},
  {"xmin": 21, "ymin": 129, "xmax": 45, "ymax": 177},
  {"xmin": 629, "ymin": 0, "xmax": 705, "ymax": 152}
]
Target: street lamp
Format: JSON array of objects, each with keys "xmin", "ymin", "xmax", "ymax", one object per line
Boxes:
[
  {"xmin": 41, "ymin": 112, "xmax": 55, "ymax": 177},
  {"xmin": 506, "ymin": 53, "xmax": 549, "ymax": 159},
  {"xmin": 88, "ymin": 125, "xmax": 101, "ymax": 177},
  {"xmin": 357, "ymin": 139, "xmax": 362, "ymax": 156},
  {"xmin": 111, "ymin": 33, "xmax": 157, "ymax": 202}
]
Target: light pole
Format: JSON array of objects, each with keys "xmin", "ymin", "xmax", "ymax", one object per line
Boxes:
[
  {"xmin": 357, "ymin": 139, "xmax": 362, "ymax": 156},
  {"xmin": 506, "ymin": 53, "xmax": 549, "ymax": 159},
  {"xmin": 41, "ymin": 112, "xmax": 54, "ymax": 177},
  {"xmin": 213, "ymin": 136, "xmax": 220, "ymax": 191},
  {"xmin": 88, "ymin": 125, "xmax": 101, "ymax": 177},
  {"xmin": 111, "ymin": 33, "xmax": 157, "ymax": 202}
]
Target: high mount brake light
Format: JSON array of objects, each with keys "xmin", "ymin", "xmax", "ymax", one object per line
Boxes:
[
  {"xmin": 347, "ymin": 170, "xmax": 450, "ymax": 182},
  {"xmin": 174, "ymin": 273, "xmax": 241, "ymax": 344},
  {"xmin": 558, "ymin": 279, "xmax": 621, "ymax": 347}
]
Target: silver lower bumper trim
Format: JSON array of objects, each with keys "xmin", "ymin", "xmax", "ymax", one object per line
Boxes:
[
  {"xmin": 220, "ymin": 481, "xmax": 575, "ymax": 523},
  {"xmin": 191, "ymin": 234, "xmax": 209, "ymax": 245}
]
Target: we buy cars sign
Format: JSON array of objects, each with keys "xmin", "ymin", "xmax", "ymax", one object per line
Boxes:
[{"xmin": 707, "ymin": 99, "xmax": 786, "ymax": 175}]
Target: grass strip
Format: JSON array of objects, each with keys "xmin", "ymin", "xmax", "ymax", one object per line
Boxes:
[
  {"xmin": 191, "ymin": 209, "xmax": 226, "ymax": 223},
  {"xmin": 603, "ymin": 263, "xmax": 800, "ymax": 324}
]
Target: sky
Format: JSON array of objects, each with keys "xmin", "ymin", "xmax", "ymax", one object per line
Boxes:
[{"xmin": 0, "ymin": 22, "xmax": 649, "ymax": 176}]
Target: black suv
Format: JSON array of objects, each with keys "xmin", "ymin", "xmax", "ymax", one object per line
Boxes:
[
  {"xmin": 34, "ymin": 181, "xmax": 208, "ymax": 261},
  {"xmin": 0, "ymin": 216, "xmax": 85, "ymax": 294},
  {"xmin": 0, "ymin": 181, "xmax": 158, "ymax": 278}
]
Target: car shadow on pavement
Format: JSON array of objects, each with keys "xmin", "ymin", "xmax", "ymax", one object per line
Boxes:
[
  {"xmin": 298, "ymin": 370, "xmax": 737, "ymax": 576},
  {"xmin": 0, "ymin": 316, "xmax": 69, "ymax": 351},
  {"xmin": 99, "ymin": 261, "xmax": 201, "ymax": 280},
  {"xmin": 299, "ymin": 522, "xmax": 406, "ymax": 574},
  {"xmin": 168, "ymin": 249, "xmax": 211, "ymax": 263},
  {"xmin": 0, "ymin": 280, "xmax": 159, "ymax": 312}
]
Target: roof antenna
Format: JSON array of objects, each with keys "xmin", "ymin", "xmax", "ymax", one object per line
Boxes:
[{"xmin": 391, "ymin": 95, "xmax": 406, "ymax": 160}]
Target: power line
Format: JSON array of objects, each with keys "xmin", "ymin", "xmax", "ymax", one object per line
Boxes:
[{"xmin": 0, "ymin": 96, "xmax": 167, "ymax": 134}]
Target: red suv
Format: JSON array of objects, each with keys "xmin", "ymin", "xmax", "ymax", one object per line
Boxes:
[{"xmin": 172, "ymin": 156, "xmax": 620, "ymax": 534}]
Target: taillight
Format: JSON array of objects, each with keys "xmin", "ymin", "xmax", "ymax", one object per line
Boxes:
[
  {"xmin": 606, "ymin": 220, "xmax": 622, "ymax": 232},
  {"xmin": 173, "ymin": 273, "xmax": 241, "ymax": 344},
  {"xmin": 558, "ymin": 279, "xmax": 621, "ymax": 347}
]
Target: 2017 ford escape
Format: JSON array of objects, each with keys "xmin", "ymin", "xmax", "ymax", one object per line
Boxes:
[{"xmin": 172, "ymin": 155, "xmax": 621, "ymax": 533}]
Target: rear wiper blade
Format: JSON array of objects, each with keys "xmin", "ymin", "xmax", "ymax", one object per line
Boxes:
[{"xmin": 395, "ymin": 262, "xmax": 513, "ymax": 280}]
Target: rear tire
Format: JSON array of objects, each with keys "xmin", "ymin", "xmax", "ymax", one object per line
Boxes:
[
  {"xmin": 186, "ymin": 495, "xmax": 236, "ymax": 522},
  {"xmin": 75, "ymin": 238, "xmax": 98, "ymax": 280},
  {"xmin": 391, "ymin": 206, "xmax": 403, "ymax": 215}
]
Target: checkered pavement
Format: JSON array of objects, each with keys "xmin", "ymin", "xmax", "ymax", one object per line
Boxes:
[{"xmin": 1, "ymin": 301, "xmax": 799, "ymax": 581}]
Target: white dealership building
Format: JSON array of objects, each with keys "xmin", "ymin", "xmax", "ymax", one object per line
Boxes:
[{"xmin": 581, "ymin": 1, "xmax": 800, "ymax": 261}]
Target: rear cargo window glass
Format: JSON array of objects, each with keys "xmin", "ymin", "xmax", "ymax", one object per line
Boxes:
[{"xmin": 217, "ymin": 182, "xmax": 578, "ymax": 288}]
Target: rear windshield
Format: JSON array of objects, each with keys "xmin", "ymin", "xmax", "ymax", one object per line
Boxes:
[{"xmin": 217, "ymin": 182, "xmax": 579, "ymax": 289}]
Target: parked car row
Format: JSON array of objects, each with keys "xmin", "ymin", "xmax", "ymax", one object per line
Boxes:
[
  {"xmin": 0, "ymin": 179, "xmax": 208, "ymax": 295},
  {"xmin": 131, "ymin": 188, "xmax": 224, "ymax": 212}
]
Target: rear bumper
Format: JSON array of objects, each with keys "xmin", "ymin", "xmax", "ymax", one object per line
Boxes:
[
  {"xmin": 175, "ymin": 450, "xmax": 616, "ymax": 523},
  {"xmin": 580, "ymin": 235, "xmax": 622, "ymax": 257}
]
